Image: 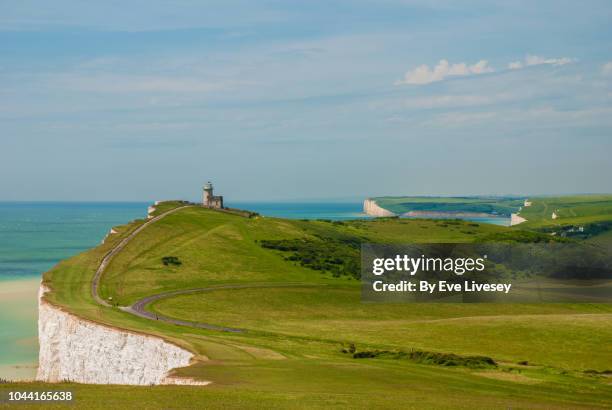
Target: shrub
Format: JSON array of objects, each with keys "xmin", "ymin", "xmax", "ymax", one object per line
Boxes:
[
  {"xmin": 350, "ymin": 348, "xmax": 497, "ymax": 369},
  {"xmin": 340, "ymin": 343, "xmax": 357, "ymax": 354},
  {"xmin": 477, "ymin": 230, "xmax": 568, "ymax": 243},
  {"xmin": 259, "ymin": 237, "xmax": 361, "ymax": 279},
  {"xmin": 161, "ymin": 256, "xmax": 182, "ymax": 266}
]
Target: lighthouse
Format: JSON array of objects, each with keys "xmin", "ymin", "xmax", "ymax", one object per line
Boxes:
[{"xmin": 202, "ymin": 182, "xmax": 224, "ymax": 209}]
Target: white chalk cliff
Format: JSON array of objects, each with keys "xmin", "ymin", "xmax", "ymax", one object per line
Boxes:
[
  {"xmin": 510, "ymin": 213, "xmax": 527, "ymax": 226},
  {"xmin": 363, "ymin": 199, "xmax": 396, "ymax": 217},
  {"xmin": 37, "ymin": 285, "xmax": 195, "ymax": 385}
]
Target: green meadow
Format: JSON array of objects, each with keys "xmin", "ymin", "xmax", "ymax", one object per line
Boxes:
[
  {"xmin": 9, "ymin": 202, "xmax": 612, "ymax": 409},
  {"xmin": 372, "ymin": 196, "xmax": 524, "ymax": 216},
  {"xmin": 518, "ymin": 195, "xmax": 612, "ymax": 228}
]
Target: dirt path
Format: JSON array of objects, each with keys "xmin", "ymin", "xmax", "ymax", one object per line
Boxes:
[
  {"xmin": 92, "ymin": 204, "xmax": 318, "ymax": 333},
  {"xmin": 91, "ymin": 205, "xmax": 193, "ymax": 307},
  {"xmin": 122, "ymin": 283, "xmax": 317, "ymax": 333}
]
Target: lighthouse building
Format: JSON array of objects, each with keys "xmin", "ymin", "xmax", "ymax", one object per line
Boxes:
[{"xmin": 202, "ymin": 182, "xmax": 224, "ymax": 209}]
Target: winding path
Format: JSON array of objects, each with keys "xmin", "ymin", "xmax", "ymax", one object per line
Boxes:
[
  {"xmin": 122, "ymin": 283, "xmax": 316, "ymax": 333},
  {"xmin": 92, "ymin": 204, "xmax": 317, "ymax": 333},
  {"xmin": 92, "ymin": 205, "xmax": 193, "ymax": 307}
]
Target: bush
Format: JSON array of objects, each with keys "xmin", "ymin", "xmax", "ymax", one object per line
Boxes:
[
  {"xmin": 161, "ymin": 256, "xmax": 182, "ymax": 266},
  {"xmin": 584, "ymin": 369, "xmax": 612, "ymax": 376},
  {"xmin": 407, "ymin": 350, "xmax": 496, "ymax": 368},
  {"xmin": 477, "ymin": 230, "xmax": 568, "ymax": 243},
  {"xmin": 259, "ymin": 237, "xmax": 361, "ymax": 279},
  {"xmin": 350, "ymin": 348, "xmax": 497, "ymax": 369},
  {"xmin": 340, "ymin": 343, "xmax": 356, "ymax": 354}
]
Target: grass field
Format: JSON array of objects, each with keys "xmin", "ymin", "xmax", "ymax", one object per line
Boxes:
[
  {"xmin": 373, "ymin": 195, "xmax": 612, "ymax": 243},
  {"xmin": 372, "ymin": 196, "xmax": 524, "ymax": 216},
  {"xmin": 517, "ymin": 195, "xmax": 612, "ymax": 228},
  {"xmin": 24, "ymin": 202, "xmax": 612, "ymax": 409}
]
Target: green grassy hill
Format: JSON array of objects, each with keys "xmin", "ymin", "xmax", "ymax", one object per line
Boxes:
[
  {"xmin": 12, "ymin": 203, "xmax": 612, "ymax": 409},
  {"xmin": 372, "ymin": 196, "xmax": 524, "ymax": 216},
  {"xmin": 518, "ymin": 195, "xmax": 612, "ymax": 228},
  {"xmin": 372, "ymin": 194, "xmax": 612, "ymax": 243}
]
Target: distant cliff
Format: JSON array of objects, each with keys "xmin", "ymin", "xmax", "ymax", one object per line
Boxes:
[
  {"xmin": 510, "ymin": 213, "xmax": 527, "ymax": 226},
  {"xmin": 363, "ymin": 199, "xmax": 396, "ymax": 217}
]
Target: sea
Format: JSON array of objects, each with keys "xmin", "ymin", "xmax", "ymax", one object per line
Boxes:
[
  {"xmin": 0, "ymin": 202, "xmax": 148, "ymax": 380},
  {"xmin": 0, "ymin": 201, "xmax": 508, "ymax": 380}
]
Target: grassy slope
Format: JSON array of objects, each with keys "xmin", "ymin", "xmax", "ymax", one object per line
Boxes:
[
  {"xmin": 98, "ymin": 209, "xmax": 506, "ymax": 305},
  {"xmin": 373, "ymin": 196, "xmax": 524, "ymax": 216},
  {"xmin": 518, "ymin": 195, "xmax": 612, "ymax": 228},
  {"xmin": 32, "ymin": 204, "xmax": 612, "ymax": 409},
  {"xmin": 151, "ymin": 287, "xmax": 612, "ymax": 370}
]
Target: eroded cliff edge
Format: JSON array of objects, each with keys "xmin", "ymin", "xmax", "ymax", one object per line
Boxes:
[
  {"xmin": 37, "ymin": 284, "xmax": 195, "ymax": 385},
  {"xmin": 363, "ymin": 198, "xmax": 396, "ymax": 217},
  {"xmin": 510, "ymin": 213, "xmax": 527, "ymax": 226}
]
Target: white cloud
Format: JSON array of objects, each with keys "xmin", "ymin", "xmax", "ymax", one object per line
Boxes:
[
  {"xmin": 396, "ymin": 59, "xmax": 494, "ymax": 85},
  {"xmin": 508, "ymin": 55, "xmax": 574, "ymax": 70},
  {"xmin": 397, "ymin": 54, "xmax": 576, "ymax": 86},
  {"xmin": 602, "ymin": 62, "xmax": 612, "ymax": 76}
]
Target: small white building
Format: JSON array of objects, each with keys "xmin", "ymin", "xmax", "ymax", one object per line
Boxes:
[
  {"xmin": 552, "ymin": 211, "xmax": 558, "ymax": 220},
  {"xmin": 524, "ymin": 199, "xmax": 532, "ymax": 207}
]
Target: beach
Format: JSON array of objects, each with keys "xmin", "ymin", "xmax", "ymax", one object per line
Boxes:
[
  {"xmin": 0, "ymin": 277, "xmax": 40, "ymax": 380},
  {"xmin": 0, "ymin": 202, "xmax": 150, "ymax": 381}
]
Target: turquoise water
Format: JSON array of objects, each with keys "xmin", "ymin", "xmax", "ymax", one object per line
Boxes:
[
  {"xmin": 0, "ymin": 202, "xmax": 148, "ymax": 282},
  {"xmin": 0, "ymin": 202, "xmax": 148, "ymax": 379},
  {"xmin": 232, "ymin": 202, "xmax": 369, "ymax": 221},
  {"xmin": 232, "ymin": 202, "xmax": 510, "ymax": 225},
  {"xmin": 401, "ymin": 215, "xmax": 511, "ymax": 226}
]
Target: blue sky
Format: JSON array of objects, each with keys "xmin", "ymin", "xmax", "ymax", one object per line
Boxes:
[{"xmin": 1, "ymin": 0, "xmax": 611, "ymax": 201}]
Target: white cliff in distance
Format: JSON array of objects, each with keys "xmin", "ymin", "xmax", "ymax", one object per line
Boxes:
[{"xmin": 363, "ymin": 199, "xmax": 396, "ymax": 217}]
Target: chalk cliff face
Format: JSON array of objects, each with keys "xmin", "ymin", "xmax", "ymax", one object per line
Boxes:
[
  {"xmin": 510, "ymin": 213, "xmax": 527, "ymax": 226},
  {"xmin": 363, "ymin": 199, "xmax": 396, "ymax": 217},
  {"xmin": 37, "ymin": 285, "xmax": 194, "ymax": 385}
]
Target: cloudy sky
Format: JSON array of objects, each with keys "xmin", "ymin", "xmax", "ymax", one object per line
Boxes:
[{"xmin": 1, "ymin": 1, "xmax": 611, "ymax": 201}]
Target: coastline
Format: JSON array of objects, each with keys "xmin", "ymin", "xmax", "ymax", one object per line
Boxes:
[
  {"xmin": 403, "ymin": 210, "xmax": 501, "ymax": 219},
  {"xmin": 0, "ymin": 277, "xmax": 40, "ymax": 381},
  {"xmin": 36, "ymin": 204, "xmax": 202, "ymax": 385},
  {"xmin": 510, "ymin": 213, "xmax": 527, "ymax": 226},
  {"xmin": 363, "ymin": 199, "xmax": 396, "ymax": 217}
]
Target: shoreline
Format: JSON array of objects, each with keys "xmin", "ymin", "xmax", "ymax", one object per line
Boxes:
[
  {"xmin": 510, "ymin": 213, "xmax": 527, "ymax": 226},
  {"xmin": 363, "ymin": 199, "xmax": 396, "ymax": 217},
  {"xmin": 402, "ymin": 210, "xmax": 506, "ymax": 219},
  {"xmin": 0, "ymin": 276, "xmax": 40, "ymax": 381}
]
